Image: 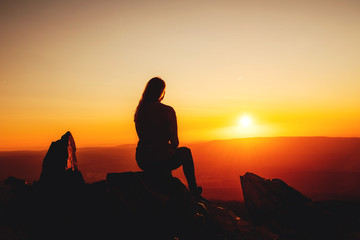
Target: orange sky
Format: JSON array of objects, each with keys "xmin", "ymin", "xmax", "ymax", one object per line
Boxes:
[{"xmin": 1, "ymin": 0, "xmax": 360, "ymax": 150}]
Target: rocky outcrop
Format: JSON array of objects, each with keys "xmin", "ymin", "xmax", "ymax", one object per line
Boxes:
[
  {"xmin": 241, "ymin": 172, "xmax": 311, "ymax": 222},
  {"xmin": 106, "ymin": 171, "xmax": 278, "ymax": 239},
  {"xmin": 39, "ymin": 131, "xmax": 84, "ymax": 187},
  {"xmin": 240, "ymin": 172, "xmax": 340, "ymax": 240},
  {"xmin": 1, "ymin": 172, "xmax": 279, "ymax": 240}
]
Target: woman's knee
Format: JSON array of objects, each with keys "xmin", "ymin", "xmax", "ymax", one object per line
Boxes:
[
  {"xmin": 178, "ymin": 147, "xmax": 191, "ymax": 155},
  {"xmin": 177, "ymin": 147, "xmax": 193, "ymax": 163}
]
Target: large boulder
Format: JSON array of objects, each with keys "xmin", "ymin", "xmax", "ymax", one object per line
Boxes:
[
  {"xmin": 106, "ymin": 171, "xmax": 195, "ymax": 239},
  {"xmin": 240, "ymin": 172, "xmax": 338, "ymax": 240}
]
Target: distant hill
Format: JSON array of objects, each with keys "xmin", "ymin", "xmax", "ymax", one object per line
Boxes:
[{"xmin": 1, "ymin": 137, "xmax": 360, "ymax": 201}]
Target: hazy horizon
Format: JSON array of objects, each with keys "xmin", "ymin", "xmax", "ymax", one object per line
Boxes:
[
  {"xmin": 2, "ymin": 135, "xmax": 360, "ymax": 151},
  {"xmin": 1, "ymin": 136, "xmax": 359, "ymax": 201}
]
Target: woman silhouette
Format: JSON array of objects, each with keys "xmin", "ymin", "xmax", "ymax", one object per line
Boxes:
[{"xmin": 134, "ymin": 77, "xmax": 202, "ymax": 197}]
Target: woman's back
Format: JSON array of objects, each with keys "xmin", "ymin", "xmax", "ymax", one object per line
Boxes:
[{"xmin": 136, "ymin": 102, "xmax": 178, "ymax": 147}]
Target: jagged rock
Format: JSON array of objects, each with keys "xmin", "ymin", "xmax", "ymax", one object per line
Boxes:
[
  {"xmin": 240, "ymin": 172, "xmax": 311, "ymax": 222},
  {"xmin": 39, "ymin": 131, "xmax": 84, "ymax": 187},
  {"xmin": 240, "ymin": 172, "xmax": 338, "ymax": 240}
]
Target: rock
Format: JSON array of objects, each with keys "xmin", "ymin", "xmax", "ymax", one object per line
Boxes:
[
  {"xmin": 106, "ymin": 171, "xmax": 195, "ymax": 239},
  {"xmin": 193, "ymin": 199, "xmax": 279, "ymax": 240},
  {"xmin": 39, "ymin": 131, "xmax": 84, "ymax": 187},
  {"xmin": 240, "ymin": 172, "xmax": 338, "ymax": 240},
  {"xmin": 4, "ymin": 176, "xmax": 26, "ymax": 187},
  {"xmin": 240, "ymin": 172, "xmax": 311, "ymax": 223},
  {"xmin": 106, "ymin": 171, "xmax": 278, "ymax": 240}
]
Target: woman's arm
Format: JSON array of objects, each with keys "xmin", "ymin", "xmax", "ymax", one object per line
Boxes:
[{"xmin": 169, "ymin": 107, "xmax": 179, "ymax": 148}]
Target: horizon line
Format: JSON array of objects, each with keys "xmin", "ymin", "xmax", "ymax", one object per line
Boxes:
[{"xmin": 1, "ymin": 135, "xmax": 360, "ymax": 152}]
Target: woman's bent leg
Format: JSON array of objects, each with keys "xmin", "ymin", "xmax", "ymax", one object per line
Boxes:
[{"xmin": 171, "ymin": 147, "xmax": 199, "ymax": 195}]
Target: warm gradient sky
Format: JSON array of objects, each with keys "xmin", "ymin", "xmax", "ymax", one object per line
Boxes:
[{"xmin": 1, "ymin": 0, "xmax": 360, "ymax": 150}]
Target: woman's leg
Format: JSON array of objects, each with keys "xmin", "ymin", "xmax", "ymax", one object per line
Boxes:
[{"xmin": 170, "ymin": 147, "xmax": 200, "ymax": 195}]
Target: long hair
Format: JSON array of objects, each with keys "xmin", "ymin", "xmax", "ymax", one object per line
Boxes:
[{"xmin": 134, "ymin": 77, "xmax": 166, "ymax": 122}]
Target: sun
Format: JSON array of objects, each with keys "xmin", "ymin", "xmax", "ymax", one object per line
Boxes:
[{"xmin": 239, "ymin": 115, "xmax": 252, "ymax": 128}]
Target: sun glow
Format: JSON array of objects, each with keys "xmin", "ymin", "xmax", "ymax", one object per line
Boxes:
[{"xmin": 239, "ymin": 115, "xmax": 252, "ymax": 128}]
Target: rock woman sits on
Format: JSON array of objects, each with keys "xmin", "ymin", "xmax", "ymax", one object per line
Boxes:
[{"xmin": 134, "ymin": 77, "xmax": 203, "ymax": 198}]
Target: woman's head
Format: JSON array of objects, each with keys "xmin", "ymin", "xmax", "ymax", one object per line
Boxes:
[
  {"xmin": 141, "ymin": 77, "xmax": 166, "ymax": 103},
  {"xmin": 134, "ymin": 77, "xmax": 166, "ymax": 122}
]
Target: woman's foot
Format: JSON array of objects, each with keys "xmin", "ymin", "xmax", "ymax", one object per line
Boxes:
[
  {"xmin": 194, "ymin": 186, "xmax": 203, "ymax": 196},
  {"xmin": 190, "ymin": 186, "xmax": 209, "ymax": 202},
  {"xmin": 189, "ymin": 186, "xmax": 201, "ymax": 195}
]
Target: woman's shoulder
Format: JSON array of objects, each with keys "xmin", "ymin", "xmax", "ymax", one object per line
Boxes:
[
  {"xmin": 159, "ymin": 103, "xmax": 175, "ymax": 112},
  {"xmin": 158, "ymin": 103, "xmax": 176, "ymax": 119}
]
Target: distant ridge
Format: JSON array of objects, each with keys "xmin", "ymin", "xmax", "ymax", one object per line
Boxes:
[
  {"xmin": 1, "ymin": 136, "xmax": 360, "ymax": 201},
  {"xmin": 2, "ymin": 136, "xmax": 360, "ymax": 152}
]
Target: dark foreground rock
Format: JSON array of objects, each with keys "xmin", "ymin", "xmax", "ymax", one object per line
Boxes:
[
  {"xmin": 240, "ymin": 172, "xmax": 358, "ymax": 240},
  {"xmin": 0, "ymin": 172, "xmax": 278, "ymax": 240},
  {"xmin": 105, "ymin": 171, "xmax": 278, "ymax": 240}
]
